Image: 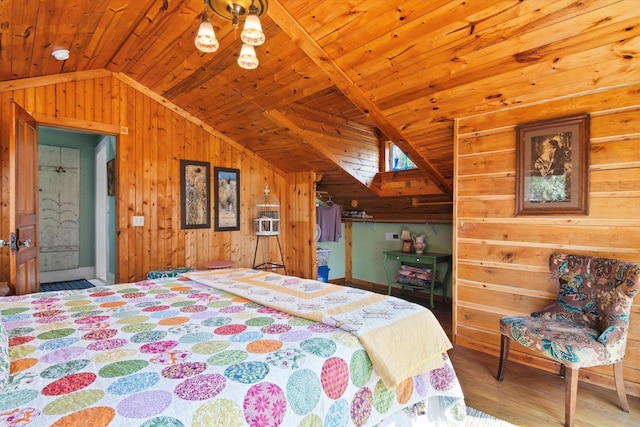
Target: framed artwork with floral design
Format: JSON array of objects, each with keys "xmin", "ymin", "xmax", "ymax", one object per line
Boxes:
[
  {"xmin": 214, "ymin": 167, "xmax": 240, "ymax": 231},
  {"xmin": 180, "ymin": 160, "xmax": 210, "ymax": 229}
]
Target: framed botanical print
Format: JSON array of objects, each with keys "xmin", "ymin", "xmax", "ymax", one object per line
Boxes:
[
  {"xmin": 180, "ymin": 160, "xmax": 210, "ymax": 229},
  {"xmin": 214, "ymin": 167, "xmax": 240, "ymax": 231}
]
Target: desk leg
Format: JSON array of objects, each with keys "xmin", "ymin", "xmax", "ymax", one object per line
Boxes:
[
  {"xmin": 429, "ymin": 261, "xmax": 436, "ymax": 309},
  {"xmin": 442, "ymin": 256, "xmax": 452, "ymax": 304},
  {"xmin": 382, "ymin": 255, "xmax": 392, "ymax": 295}
]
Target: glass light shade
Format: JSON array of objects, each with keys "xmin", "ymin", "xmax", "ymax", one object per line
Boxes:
[
  {"xmin": 52, "ymin": 49, "xmax": 70, "ymax": 61},
  {"xmin": 237, "ymin": 43, "xmax": 259, "ymax": 69},
  {"xmin": 195, "ymin": 20, "xmax": 219, "ymax": 53},
  {"xmin": 241, "ymin": 13, "xmax": 265, "ymax": 46}
]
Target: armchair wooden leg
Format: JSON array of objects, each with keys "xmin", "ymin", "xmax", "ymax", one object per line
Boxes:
[
  {"xmin": 613, "ymin": 361, "xmax": 630, "ymax": 412},
  {"xmin": 497, "ymin": 333, "xmax": 510, "ymax": 381},
  {"xmin": 564, "ymin": 366, "xmax": 578, "ymax": 427}
]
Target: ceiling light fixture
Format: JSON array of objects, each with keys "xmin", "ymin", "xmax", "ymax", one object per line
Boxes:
[
  {"xmin": 240, "ymin": 2, "xmax": 266, "ymax": 46},
  {"xmin": 237, "ymin": 43, "xmax": 259, "ymax": 69},
  {"xmin": 52, "ymin": 49, "xmax": 70, "ymax": 61},
  {"xmin": 194, "ymin": 6, "xmax": 219, "ymax": 53},
  {"xmin": 195, "ymin": 0, "xmax": 268, "ymax": 69}
]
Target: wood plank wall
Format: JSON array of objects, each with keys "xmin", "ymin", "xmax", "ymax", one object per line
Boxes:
[
  {"xmin": 0, "ymin": 71, "xmax": 314, "ymax": 286},
  {"xmin": 454, "ymin": 82, "xmax": 640, "ymax": 396},
  {"xmin": 282, "ymin": 171, "xmax": 317, "ymax": 279}
]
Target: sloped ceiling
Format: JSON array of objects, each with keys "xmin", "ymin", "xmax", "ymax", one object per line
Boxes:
[{"xmin": 1, "ymin": 0, "xmax": 638, "ymax": 221}]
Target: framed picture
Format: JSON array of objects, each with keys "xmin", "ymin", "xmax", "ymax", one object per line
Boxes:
[
  {"xmin": 401, "ymin": 240, "xmax": 412, "ymax": 253},
  {"xmin": 106, "ymin": 158, "xmax": 115, "ymax": 196},
  {"xmin": 516, "ymin": 114, "xmax": 590, "ymax": 215},
  {"xmin": 180, "ymin": 160, "xmax": 210, "ymax": 229},
  {"xmin": 214, "ymin": 167, "xmax": 240, "ymax": 231}
]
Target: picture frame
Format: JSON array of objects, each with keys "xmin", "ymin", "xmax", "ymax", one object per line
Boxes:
[
  {"xmin": 516, "ymin": 114, "xmax": 590, "ymax": 215},
  {"xmin": 214, "ymin": 167, "xmax": 240, "ymax": 231},
  {"xmin": 106, "ymin": 158, "xmax": 115, "ymax": 196},
  {"xmin": 401, "ymin": 240, "xmax": 413, "ymax": 253},
  {"xmin": 180, "ymin": 160, "xmax": 210, "ymax": 229}
]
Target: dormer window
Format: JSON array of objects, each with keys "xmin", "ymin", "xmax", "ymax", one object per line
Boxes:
[{"xmin": 384, "ymin": 141, "xmax": 416, "ymax": 171}]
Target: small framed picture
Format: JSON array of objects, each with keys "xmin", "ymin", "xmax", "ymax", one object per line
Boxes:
[
  {"xmin": 180, "ymin": 159, "xmax": 211, "ymax": 229},
  {"xmin": 106, "ymin": 158, "xmax": 115, "ymax": 196},
  {"xmin": 401, "ymin": 240, "xmax": 412, "ymax": 253},
  {"xmin": 214, "ymin": 167, "xmax": 240, "ymax": 231}
]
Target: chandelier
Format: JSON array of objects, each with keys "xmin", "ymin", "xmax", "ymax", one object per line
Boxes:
[{"xmin": 195, "ymin": 0, "xmax": 268, "ymax": 70}]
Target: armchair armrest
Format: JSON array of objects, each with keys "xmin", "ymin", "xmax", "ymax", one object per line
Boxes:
[{"xmin": 597, "ymin": 316, "xmax": 629, "ymax": 345}]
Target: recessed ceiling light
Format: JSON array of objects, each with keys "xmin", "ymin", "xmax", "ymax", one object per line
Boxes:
[{"xmin": 52, "ymin": 49, "xmax": 69, "ymax": 61}]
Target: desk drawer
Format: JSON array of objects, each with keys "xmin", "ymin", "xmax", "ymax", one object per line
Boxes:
[{"xmin": 390, "ymin": 254, "xmax": 433, "ymax": 264}]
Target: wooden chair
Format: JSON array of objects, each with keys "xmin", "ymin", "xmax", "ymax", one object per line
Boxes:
[{"xmin": 497, "ymin": 253, "xmax": 640, "ymax": 427}]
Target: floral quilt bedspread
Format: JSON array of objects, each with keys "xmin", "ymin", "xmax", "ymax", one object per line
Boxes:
[{"xmin": 0, "ymin": 276, "xmax": 465, "ymax": 426}]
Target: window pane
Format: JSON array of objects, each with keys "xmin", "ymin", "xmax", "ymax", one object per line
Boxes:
[{"xmin": 388, "ymin": 143, "xmax": 416, "ymax": 171}]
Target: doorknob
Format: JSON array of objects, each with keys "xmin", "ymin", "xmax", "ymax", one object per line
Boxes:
[
  {"xmin": 5, "ymin": 233, "xmax": 32, "ymax": 252},
  {"xmin": 9, "ymin": 233, "xmax": 32, "ymax": 252}
]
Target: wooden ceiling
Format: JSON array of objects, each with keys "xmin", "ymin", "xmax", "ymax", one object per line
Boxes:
[{"xmin": 1, "ymin": 0, "xmax": 638, "ymax": 221}]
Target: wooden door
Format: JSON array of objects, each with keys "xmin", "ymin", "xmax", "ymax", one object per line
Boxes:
[{"xmin": 10, "ymin": 102, "xmax": 39, "ymax": 295}]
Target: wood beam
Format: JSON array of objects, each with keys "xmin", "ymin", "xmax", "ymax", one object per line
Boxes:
[
  {"xmin": 267, "ymin": 1, "xmax": 453, "ymax": 198},
  {"xmin": 265, "ymin": 108, "xmax": 373, "ymax": 188}
]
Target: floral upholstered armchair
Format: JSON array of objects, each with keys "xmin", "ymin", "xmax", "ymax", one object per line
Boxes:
[{"xmin": 497, "ymin": 253, "xmax": 640, "ymax": 427}]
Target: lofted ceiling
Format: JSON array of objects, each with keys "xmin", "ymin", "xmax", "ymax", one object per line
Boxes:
[{"xmin": 1, "ymin": 0, "xmax": 638, "ymax": 221}]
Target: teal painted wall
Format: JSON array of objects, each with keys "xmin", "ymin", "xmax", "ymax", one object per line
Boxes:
[
  {"xmin": 316, "ymin": 223, "xmax": 346, "ymax": 279},
  {"xmin": 39, "ymin": 127, "xmax": 101, "ymax": 268},
  {"xmin": 323, "ymin": 222, "xmax": 453, "ymax": 294}
]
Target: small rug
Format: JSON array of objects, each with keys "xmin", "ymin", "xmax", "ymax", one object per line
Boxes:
[
  {"xmin": 466, "ymin": 407, "xmax": 516, "ymax": 427},
  {"xmin": 40, "ymin": 279, "xmax": 95, "ymax": 292}
]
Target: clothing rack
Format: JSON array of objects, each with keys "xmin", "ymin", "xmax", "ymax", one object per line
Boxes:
[{"xmin": 315, "ymin": 191, "xmax": 333, "ymax": 207}]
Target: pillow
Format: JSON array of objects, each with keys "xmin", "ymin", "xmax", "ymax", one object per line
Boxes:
[{"xmin": 0, "ymin": 322, "xmax": 8, "ymax": 391}]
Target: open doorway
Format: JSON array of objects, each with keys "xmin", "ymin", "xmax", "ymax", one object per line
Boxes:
[{"xmin": 37, "ymin": 126, "xmax": 116, "ymax": 285}]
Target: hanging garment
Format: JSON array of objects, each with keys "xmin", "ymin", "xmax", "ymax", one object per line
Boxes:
[{"xmin": 317, "ymin": 203, "xmax": 341, "ymax": 242}]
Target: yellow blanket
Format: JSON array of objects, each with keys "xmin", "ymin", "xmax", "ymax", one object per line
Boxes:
[{"xmin": 185, "ymin": 268, "xmax": 452, "ymax": 388}]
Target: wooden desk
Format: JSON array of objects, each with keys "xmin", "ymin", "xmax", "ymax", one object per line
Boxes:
[{"xmin": 382, "ymin": 250, "xmax": 452, "ymax": 308}]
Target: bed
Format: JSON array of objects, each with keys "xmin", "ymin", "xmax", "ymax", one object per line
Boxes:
[{"xmin": 0, "ymin": 268, "xmax": 466, "ymax": 426}]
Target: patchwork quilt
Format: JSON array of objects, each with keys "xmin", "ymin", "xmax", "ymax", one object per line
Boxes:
[
  {"xmin": 185, "ymin": 269, "xmax": 453, "ymax": 389},
  {"xmin": 0, "ymin": 270, "xmax": 465, "ymax": 426}
]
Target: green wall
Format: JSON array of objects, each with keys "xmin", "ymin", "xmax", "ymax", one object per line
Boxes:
[
  {"xmin": 322, "ymin": 222, "xmax": 453, "ymax": 294},
  {"xmin": 39, "ymin": 127, "xmax": 101, "ymax": 268}
]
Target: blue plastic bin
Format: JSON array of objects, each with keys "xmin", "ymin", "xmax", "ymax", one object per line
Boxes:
[{"xmin": 317, "ymin": 265, "xmax": 330, "ymax": 282}]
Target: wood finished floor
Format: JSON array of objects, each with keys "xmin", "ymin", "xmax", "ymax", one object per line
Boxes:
[
  {"xmin": 345, "ymin": 284, "xmax": 640, "ymax": 426},
  {"xmin": 430, "ymin": 299, "xmax": 640, "ymax": 427}
]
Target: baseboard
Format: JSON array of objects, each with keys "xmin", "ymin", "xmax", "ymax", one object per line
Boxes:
[
  {"xmin": 339, "ymin": 277, "xmax": 448, "ymax": 303},
  {"xmin": 40, "ymin": 266, "xmax": 96, "ymax": 283}
]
